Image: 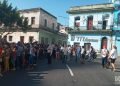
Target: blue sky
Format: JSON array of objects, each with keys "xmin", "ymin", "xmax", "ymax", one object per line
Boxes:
[{"xmin": 8, "ymin": 0, "xmax": 110, "ymax": 25}]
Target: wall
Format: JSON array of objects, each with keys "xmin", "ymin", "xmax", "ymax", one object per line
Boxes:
[
  {"xmin": 68, "ymin": 34, "xmax": 112, "ymax": 52},
  {"xmin": 39, "ymin": 29, "xmax": 67, "ymax": 45},
  {"xmin": 3, "ymin": 32, "xmax": 39, "ymax": 43},
  {"xmin": 20, "ymin": 11, "xmax": 40, "ymax": 28},
  {"xmin": 40, "ymin": 10, "xmax": 57, "ymax": 30},
  {"xmin": 69, "ymin": 12, "xmax": 113, "ymax": 30},
  {"xmin": 116, "ymin": 36, "xmax": 120, "ymax": 56}
]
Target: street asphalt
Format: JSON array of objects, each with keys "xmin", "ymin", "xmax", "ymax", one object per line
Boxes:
[{"xmin": 0, "ymin": 56, "xmax": 120, "ymax": 86}]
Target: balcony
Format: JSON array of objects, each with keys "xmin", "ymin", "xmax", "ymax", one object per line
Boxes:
[
  {"xmin": 39, "ymin": 24, "xmax": 58, "ymax": 33},
  {"xmin": 39, "ymin": 24, "xmax": 67, "ymax": 37},
  {"xmin": 68, "ymin": 26, "xmax": 113, "ymax": 35}
]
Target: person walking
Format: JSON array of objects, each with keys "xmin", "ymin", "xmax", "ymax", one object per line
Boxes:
[
  {"xmin": 67, "ymin": 45, "xmax": 71, "ymax": 62},
  {"xmin": 55, "ymin": 45, "xmax": 60, "ymax": 60},
  {"xmin": 4, "ymin": 45, "xmax": 10, "ymax": 72},
  {"xmin": 71, "ymin": 46, "xmax": 76, "ymax": 62},
  {"xmin": 81, "ymin": 46, "xmax": 85, "ymax": 64},
  {"xmin": 62, "ymin": 45, "xmax": 68, "ymax": 63},
  {"xmin": 16, "ymin": 42, "xmax": 24, "ymax": 69},
  {"xmin": 76, "ymin": 45, "xmax": 81, "ymax": 63},
  {"xmin": 109, "ymin": 45, "xmax": 118, "ymax": 72},
  {"xmin": 101, "ymin": 46, "xmax": 108, "ymax": 68},
  {"xmin": 47, "ymin": 45, "xmax": 53, "ymax": 64}
]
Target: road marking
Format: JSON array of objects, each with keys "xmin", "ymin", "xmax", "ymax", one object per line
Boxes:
[
  {"xmin": 28, "ymin": 72, "xmax": 41, "ymax": 74},
  {"xmin": 32, "ymin": 79, "xmax": 41, "ymax": 81},
  {"xmin": 66, "ymin": 64, "xmax": 74, "ymax": 77},
  {"xmin": 28, "ymin": 74, "xmax": 38, "ymax": 76}
]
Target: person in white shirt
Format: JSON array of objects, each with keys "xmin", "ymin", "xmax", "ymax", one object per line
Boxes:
[
  {"xmin": 101, "ymin": 46, "xmax": 108, "ymax": 68},
  {"xmin": 81, "ymin": 46, "xmax": 85, "ymax": 64},
  {"xmin": 67, "ymin": 45, "xmax": 71, "ymax": 61},
  {"xmin": 47, "ymin": 45, "xmax": 53, "ymax": 64},
  {"xmin": 62, "ymin": 45, "xmax": 68, "ymax": 63},
  {"xmin": 109, "ymin": 45, "xmax": 118, "ymax": 72}
]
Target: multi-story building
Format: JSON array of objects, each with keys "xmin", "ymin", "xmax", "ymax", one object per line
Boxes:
[
  {"xmin": 67, "ymin": 2, "xmax": 120, "ymax": 55},
  {"xmin": 1, "ymin": 8, "xmax": 67, "ymax": 45}
]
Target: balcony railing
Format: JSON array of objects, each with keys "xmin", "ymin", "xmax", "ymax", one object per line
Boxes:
[
  {"xmin": 39, "ymin": 24, "xmax": 68, "ymax": 36},
  {"xmin": 39, "ymin": 24, "xmax": 58, "ymax": 33},
  {"xmin": 68, "ymin": 25, "xmax": 113, "ymax": 30},
  {"xmin": 68, "ymin": 25, "xmax": 113, "ymax": 35}
]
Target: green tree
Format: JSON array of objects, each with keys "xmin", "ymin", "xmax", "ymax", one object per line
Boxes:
[{"xmin": 0, "ymin": 0, "xmax": 29, "ymax": 38}]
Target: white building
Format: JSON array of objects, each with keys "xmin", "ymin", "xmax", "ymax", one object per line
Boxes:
[
  {"xmin": 1, "ymin": 8, "xmax": 67, "ymax": 44},
  {"xmin": 67, "ymin": 3, "xmax": 114, "ymax": 52}
]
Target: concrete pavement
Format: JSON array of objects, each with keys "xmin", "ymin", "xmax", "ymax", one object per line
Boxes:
[{"xmin": 0, "ymin": 57, "xmax": 120, "ymax": 86}]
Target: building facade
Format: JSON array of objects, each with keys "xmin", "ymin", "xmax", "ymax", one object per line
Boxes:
[
  {"xmin": 113, "ymin": 0, "xmax": 120, "ymax": 56},
  {"xmin": 1, "ymin": 8, "xmax": 67, "ymax": 45},
  {"xmin": 67, "ymin": 3, "xmax": 120, "ymax": 56}
]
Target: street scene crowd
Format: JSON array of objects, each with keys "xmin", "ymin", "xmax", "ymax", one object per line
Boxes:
[{"xmin": 0, "ymin": 39, "xmax": 118, "ymax": 77}]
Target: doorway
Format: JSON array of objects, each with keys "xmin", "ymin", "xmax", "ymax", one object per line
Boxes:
[
  {"xmin": 87, "ymin": 16, "xmax": 93, "ymax": 30},
  {"xmin": 74, "ymin": 42, "xmax": 80, "ymax": 46},
  {"xmin": 101, "ymin": 37, "xmax": 107, "ymax": 49},
  {"xmin": 102, "ymin": 20, "xmax": 107, "ymax": 30}
]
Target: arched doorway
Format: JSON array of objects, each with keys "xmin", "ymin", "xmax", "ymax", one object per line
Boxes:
[{"xmin": 101, "ymin": 37, "xmax": 108, "ymax": 49}]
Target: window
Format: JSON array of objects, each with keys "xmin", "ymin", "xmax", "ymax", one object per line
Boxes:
[
  {"xmin": 9, "ymin": 36, "xmax": 12, "ymax": 41},
  {"xmin": 75, "ymin": 22, "xmax": 80, "ymax": 27},
  {"xmin": 29, "ymin": 36, "xmax": 34, "ymax": 43},
  {"xmin": 20, "ymin": 36, "xmax": 24, "ymax": 43},
  {"xmin": 75, "ymin": 16, "xmax": 80, "ymax": 21},
  {"xmin": 31, "ymin": 17, "xmax": 35, "ymax": 25},
  {"xmin": 74, "ymin": 16, "xmax": 80, "ymax": 27},
  {"xmin": 44, "ymin": 19, "xmax": 47, "ymax": 27},
  {"xmin": 52, "ymin": 23, "xmax": 55, "ymax": 29}
]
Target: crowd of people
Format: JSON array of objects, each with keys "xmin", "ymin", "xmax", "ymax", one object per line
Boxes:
[
  {"xmin": 0, "ymin": 40, "xmax": 49, "ymax": 77},
  {"xmin": 0, "ymin": 39, "xmax": 118, "ymax": 77},
  {"xmin": 61, "ymin": 45, "xmax": 97, "ymax": 64},
  {"xmin": 0, "ymin": 40, "xmax": 97, "ymax": 77}
]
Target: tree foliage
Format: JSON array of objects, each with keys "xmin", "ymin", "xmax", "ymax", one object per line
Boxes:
[{"xmin": 0, "ymin": 0, "xmax": 29, "ymax": 32}]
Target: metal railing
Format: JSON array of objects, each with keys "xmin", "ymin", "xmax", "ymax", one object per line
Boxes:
[{"xmin": 68, "ymin": 25, "xmax": 113, "ymax": 31}]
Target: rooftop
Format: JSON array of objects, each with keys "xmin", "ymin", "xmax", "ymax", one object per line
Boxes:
[
  {"xmin": 19, "ymin": 7, "xmax": 57, "ymax": 19},
  {"xmin": 67, "ymin": 3, "xmax": 114, "ymax": 14}
]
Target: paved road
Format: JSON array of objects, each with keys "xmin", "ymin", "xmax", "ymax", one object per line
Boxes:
[{"xmin": 0, "ymin": 57, "xmax": 120, "ymax": 86}]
